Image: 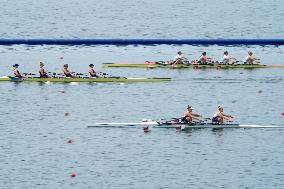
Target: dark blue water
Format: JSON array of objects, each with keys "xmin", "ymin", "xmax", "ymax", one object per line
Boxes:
[{"xmin": 0, "ymin": 1, "xmax": 284, "ymax": 188}]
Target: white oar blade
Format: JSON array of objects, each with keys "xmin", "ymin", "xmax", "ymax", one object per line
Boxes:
[{"xmin": 239, "ymin": 124, "xmax": 284, "ymax": 128}]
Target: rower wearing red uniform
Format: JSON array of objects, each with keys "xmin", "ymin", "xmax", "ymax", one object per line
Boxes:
[
  {"xmin": 181, "ymin": 105, "xmax": 203, "ymax": 124},
  {"xmin": 13, "ymin": 64, "xmax": 24, "ymax": 78},
  {"xmin": 198, "ymin": 51, "xmax": 212, "ymax": 64},
  {"xmin": 89, "ymin": 64, "xmax": 98, "ymax": 77},
  {"xmin": 243, "ymin": 51, "xmax": 260, "ymax": 64}
]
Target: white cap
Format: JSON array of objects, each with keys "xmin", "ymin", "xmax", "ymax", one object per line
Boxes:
[{"xmin": 187, "ymin": 106, "xmax": 194, "ymax": 110}]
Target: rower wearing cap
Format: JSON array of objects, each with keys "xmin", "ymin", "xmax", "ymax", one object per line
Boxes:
[
  {"xmin": 212, "ymin": 106, "xmax": 234, "ymax": 124},
  {"xmin": 181, "ymin": 105, "xmax": 203, "ymax": 124},
  {"xmin": 62, "ymin": 64, "xmax": 75, "ymax": 77},
  {"xmin": 243, "ymin": 51, "xmax": 260, "ymax": 64},
  {"xmin": 198, "ymin": 51, "xmax": 212, "ymax": 64},
  {"xmin": 39, "ymin": 62, "xmax": 49, "ymax": 78},
  {"xmin": 89, "ymin": 64, "xmax": 98, "ymax": 77},
  {"xmin": 13, "ymin": 64, "xmax": 24, "ymax": 78},
  {"xmin": 219, "ymin": 51, "xmax": 236, "ymax": 64},
  {"xmin": 173, "ymin": 51, "xmax": 188, "ymax": 64}
]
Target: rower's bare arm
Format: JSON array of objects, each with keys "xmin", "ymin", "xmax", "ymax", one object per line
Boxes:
[
  {"xmin": 192, "ymin": 113, "xmax": 202, "ymax": 117},
  {"xmin": 224, "ymin": 115, "xmax": 234, "ymax": 120},
  {"xmin": 192, "ymin": 116, "xmax": 202, "ymax": 121}
]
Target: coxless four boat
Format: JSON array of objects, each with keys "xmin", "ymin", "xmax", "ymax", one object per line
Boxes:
[
  {"xmin": 0, "ymin": 76, "xmax": 171, "ymax": 82},
  {"xmin": 103, "ymin": 62, "xmax": 284, "ymax": 69}
]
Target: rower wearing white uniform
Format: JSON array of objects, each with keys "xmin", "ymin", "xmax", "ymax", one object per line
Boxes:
[
  {"xmin": 181, "ymin": 105, "xmax": 203, "ymax": 124},
  {"xmin": 219, "ymin": 51, "xmax": 236, "ymax": 64},
  {"xmin": 173, "ymin": 51, "xmax": 187, "ymax": 64},
  {"xmin": 243, "ymin": 51, "xmax": 260, "ymax": 64},
  {"xmin": 212, "ymin": 106, "xmax": 233, "ymax": 123}
]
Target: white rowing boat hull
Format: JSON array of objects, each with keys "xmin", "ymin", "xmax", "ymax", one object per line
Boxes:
[{"xmin": 88, "ymin": 122, "xmax": 283, "ymax": 129}]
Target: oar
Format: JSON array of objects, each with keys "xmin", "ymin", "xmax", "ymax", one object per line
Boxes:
[
  {"xmin": 202, "ymin": 117, "xmax": 211, "ymax": 121},
  {"xmin": 75, "ymin": 73, "xmax": 89, "ymax": 77},
  {"xmin": 98, "ymin": 72, "xmax": 126, "ymax": 79},
  {"xmin": 23, "ymin": 73, "xmax": 36, "ymax": 76}
]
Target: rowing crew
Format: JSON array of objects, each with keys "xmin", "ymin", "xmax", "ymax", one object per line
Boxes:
[
  {"xmin": 172, "ymin": 51, "xmax": 260, "ymax": 65},
  {"xmin": 181, "ymin": 105, "xmax": 234, "ymax": 124},
  {"xmin": 12, "ymin": 63, "xmax": 98, "ymax": 78}
]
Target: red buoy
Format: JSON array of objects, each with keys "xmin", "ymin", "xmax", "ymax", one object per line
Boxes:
[
  {"xmin": 70, "ymin": 172, "xmax": 76, "ymax": 178},
  {"xmin": 67, "ymin": 139, "xmax": 73, "ymax": 144},
  {"xmin": 281, "ymin": 112, "xmax": 284, "ymax": 116},
  {"xmin": 258, "ymin": 90, "xmax": 262, "ymax": 94},
  {"xmin": 64, "ymin": 112, "xmax": 69, "ymax": 116},
  {"xmin": 143, "ymin": 126, "xmax": 150, "ymax": 132}
]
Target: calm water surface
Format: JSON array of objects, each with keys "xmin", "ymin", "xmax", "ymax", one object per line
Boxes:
[
  {"xmin": 0, "ymin": 0, "xmax": 284, "ymax": 188},
  {"xmin": 0, "ymin": 0, "xmax": 284, "ymax": 38}
]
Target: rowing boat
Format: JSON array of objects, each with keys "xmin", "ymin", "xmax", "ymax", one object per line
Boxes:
[
  {"xmin": 88, "ymin": 120, "xmax": 283, "ymax": 129},
  {"xmin": 0, "ymin": 76, "xmax": 171, "ymax": 82},
  {"xmin": 102, "ymin": 62, "xmax": 284, "ymax": 69}
]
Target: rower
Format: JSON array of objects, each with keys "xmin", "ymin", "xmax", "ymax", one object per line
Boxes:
[
  {"xmin": 219, "ymin": 51, "xmax": 236, "ymax": 64},
  {"xmin": 173, "ymin": 51, "xmax": 188, "ymax": 64},
  {"xmin": 198, "ymin": 51, "xmax": 211, "ymax": 64},
  {"xmin": 13, "ymin": 64, "xmax": 24, "ymax": 78},
  {"xmin": 243, "ymin": 51, "xmax": 260, "ymax": 64},
  {"xmin": 181, "ymin": 105, "xmax": 203, "ymax": 124},
  {"xmin": 62, "ymin": 64, "xmax": 75, "ymax": 77},
  {"xmin": 89, "ymin": 64, "xmax": 98, "ymax": 77},
  {"xmin": 212, "ymin": 106, "xmax": 233, "ymax": 124},
  {"xmin": 39, "ymin": 62, "xmax": 49, "ymax": 78}
]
